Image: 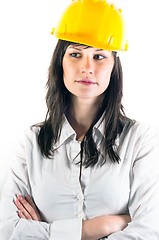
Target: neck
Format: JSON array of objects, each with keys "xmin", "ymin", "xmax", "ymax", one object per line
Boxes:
[{"xmin": 67, "ymin": 96, "xmax": 101, "ymax": 140}]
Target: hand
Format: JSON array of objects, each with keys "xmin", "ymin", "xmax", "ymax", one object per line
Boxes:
[
  {"xmin": 14, "ymin": 194, "xmax": 43, "ymax": 221},
  {"xmin": 82, "ymin": 214, "xmax": 131, "ymax": 240}
]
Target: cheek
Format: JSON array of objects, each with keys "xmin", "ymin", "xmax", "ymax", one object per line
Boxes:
[
  {"xmin": 63, "ymin": 74, "xmax": 70, "ymax": 90},
  {"xmin": 62, "ymin": 59, "xmax": 68, "ymax": 78},
  {"xmin": 99, "ymin": 68, "xmax": 112, "ymax": 85},
  {"xmin": 63, "ymin": 59, "xmax": 74, "ymax": 80},
  {"xmin": 63, "ymin": 66, "xmax": 73, "ymax": 90}
]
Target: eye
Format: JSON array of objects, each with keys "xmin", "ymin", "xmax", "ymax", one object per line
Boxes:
[
  {"xmin": 70, "ymin": 53, "xmax": 81, "ymax": 58},
  {"xmin": 93, "ymin": 54, "xmax": 106, "ymax": 60}
]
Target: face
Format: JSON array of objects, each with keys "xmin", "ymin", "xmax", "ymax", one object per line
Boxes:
[{"xmin": 62, "ymin": 44, "xmax": 114, "ymax": 101}]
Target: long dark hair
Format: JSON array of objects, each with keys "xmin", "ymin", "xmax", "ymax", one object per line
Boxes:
[{"xmin": 35, "ymin": 40, "xmax": 133, "ymax": 167}]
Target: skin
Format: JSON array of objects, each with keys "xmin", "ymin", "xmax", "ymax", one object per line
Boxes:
[
  {"xmin": 14, "ymin": 45, "xmax": 131, "ymax": 238},
  {"xmin": 15, "ymin": 195, "xmax": 42, "ymax": 221},
  {"xmin": 63, "ymin": 45, "xmax": 114, "ymax": 100},
  {"xmin": 15, "ymin": 195, "xmax": 130, "ymax": 239},
  {"xmin": 63, "ymin": 45, "xmax": 114, "ymax": 140}
]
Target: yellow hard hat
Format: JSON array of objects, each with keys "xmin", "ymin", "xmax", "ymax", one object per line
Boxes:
[{"xmin": 51, "ymin": 0, "xmax": 128, "ymax": 51}]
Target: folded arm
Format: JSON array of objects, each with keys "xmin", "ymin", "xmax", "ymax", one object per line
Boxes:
[{"xmin": 14, "ymin": 194, "xmax": 130, "ymax": 240}]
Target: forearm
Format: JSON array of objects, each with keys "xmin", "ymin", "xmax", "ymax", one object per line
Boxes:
[
  {"xmin": 82, "ymin": 215, "xmax": 130, "ymax": 240},
  {"xmin": 13, "ymin": 195, "xmax": 130, "ymax": 239},
  {"xmin": 0, "ymin": 217, "xmax": 83, "ymax": 240}
]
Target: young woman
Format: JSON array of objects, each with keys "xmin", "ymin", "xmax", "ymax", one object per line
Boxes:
[{"xmin": 0, "ymin": 1, "xmax": 159, "ymax": 239}]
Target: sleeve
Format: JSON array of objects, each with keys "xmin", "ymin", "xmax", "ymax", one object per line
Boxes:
[
  {"xmin": 0, "ymin": 129, "xmax": 82, "ymax": 240},
  {"xmin": 108, "ymin": 125, "xmax": 159, "ymax": 240}
]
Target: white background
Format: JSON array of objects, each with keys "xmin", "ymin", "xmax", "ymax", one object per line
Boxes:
[{"xmin": 0, "ymin": 0, "xmax": 159, "ymax": 193}]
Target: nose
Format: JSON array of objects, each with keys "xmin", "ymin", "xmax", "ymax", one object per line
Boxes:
[{"xmin": 80, "ymin": 57, "xmax": 94, "ymax": 75}]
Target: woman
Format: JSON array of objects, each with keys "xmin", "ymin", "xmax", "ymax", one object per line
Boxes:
[{"xmin": 0, "ymin": 0, "xmax": 159, "ymax": 239}]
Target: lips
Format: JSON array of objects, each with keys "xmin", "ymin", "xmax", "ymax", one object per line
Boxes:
[{"xmin": 76, "ymin": 78, "xmax": 96, "ymax": 85}]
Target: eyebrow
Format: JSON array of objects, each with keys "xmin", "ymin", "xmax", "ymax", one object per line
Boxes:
[
  {"xmin": 96, "ymin": 49, "xmax": 104, "ymax": 51},
  {"xmin": 68, "ymin": 46, "xmax": 104, "ymax": 51},
  {"xmin": 68, "ymin": 46, "xmax": 83, "ymax": 51}
]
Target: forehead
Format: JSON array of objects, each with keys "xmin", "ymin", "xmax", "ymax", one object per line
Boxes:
[
  {"xmin": 68, "ymin": 43, "xmax": 91, "ymax": 48},
  {"xmin": 67, "ymin": 44, "xmax": 112, "ymax": 54}
]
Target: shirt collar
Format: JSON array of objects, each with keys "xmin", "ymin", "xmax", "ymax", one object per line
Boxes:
[
  {"xmin": 93, "ymin": 114, "xmax": 120, "ymax": 147},
  {"xmin": 53, "ymin": 115, "xmax": 76, "ymax": 149},
  {"xmin": 53, "ymin": 114, "xmax": 120, "ymax": 149}
]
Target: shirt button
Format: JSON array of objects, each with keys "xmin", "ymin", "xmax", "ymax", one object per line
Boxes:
[
  {"xmin": 78, "ymin": 211, "xmax": 85, "ymax": 219},
  {"xmin": 76, "ymin": 193, "xmax": 82, "ymax": 201}
]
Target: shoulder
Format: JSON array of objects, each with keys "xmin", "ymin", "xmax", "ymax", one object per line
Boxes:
[
  {"xmin": 120, "ymin": 121, "xmax": 159, "ymax": 149},
  {"xmin": 9, "ymin": 125, "xmax": 42, "ymax": 168},
  {"xmin": 136, "ymin": 121, "xmax": 158, "ymax": 140},
  {"xmin": 14, "ymin": 125, "xmax": 41, "ymax": 152},
  {"xmin": 117, "ymin": 121, "xmax": 159, "ymax": 171},
  {"xmin": 27, "ymin": 125, "xmax": 40, "ymax": 138},
  {"xmin": 123, "ymin": 120, "xmax": 158, "ymax": 138},
  {"xmin": 22, "ymin": 125, "xmax": 40, "ymax": 141}
]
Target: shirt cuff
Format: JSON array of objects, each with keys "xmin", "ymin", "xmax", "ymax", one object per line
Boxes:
[{"xmin": 50, "ymin": 218, "xmax": 82, "ymax": 240}]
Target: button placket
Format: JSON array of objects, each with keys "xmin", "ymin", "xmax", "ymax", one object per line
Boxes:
[{"xmin": 69, "ymin": 140, "xmax": 85, "ymax": 219}]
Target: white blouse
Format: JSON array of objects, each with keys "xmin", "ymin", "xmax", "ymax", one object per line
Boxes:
[{"xmin": 0, "ymin": 117, "xmax": 159, "ymax": 240}]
